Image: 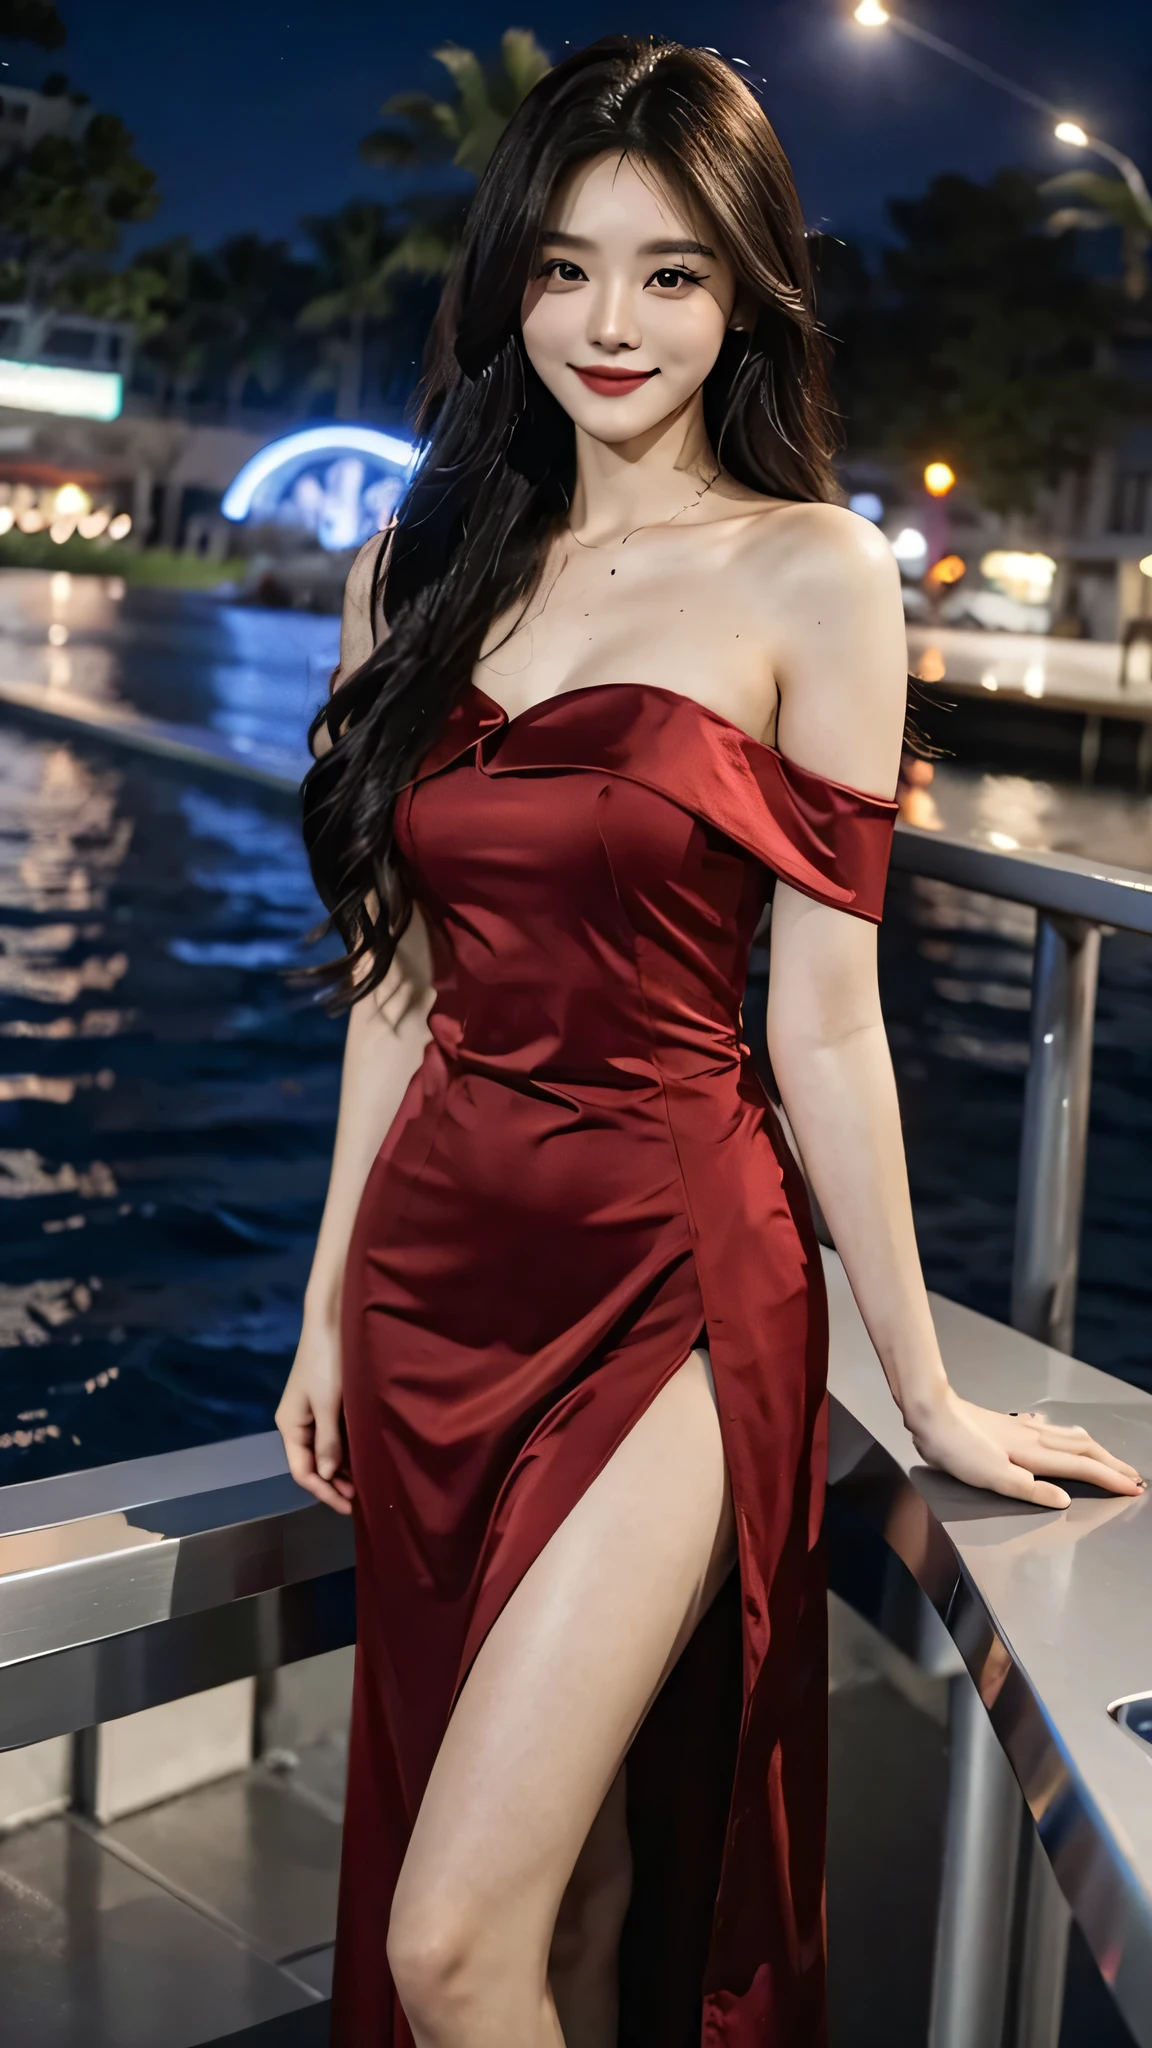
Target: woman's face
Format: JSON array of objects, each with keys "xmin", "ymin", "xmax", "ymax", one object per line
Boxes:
[{"xmin": 521, "ymin": 151, "xmax": 741, "ymax": 443}]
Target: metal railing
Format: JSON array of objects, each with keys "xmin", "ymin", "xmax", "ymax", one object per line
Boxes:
[
  {"xmin": 2, "ymin": 698, "xmax": 1152, "ymax": 2048},
  {"xmin": 891, "ymin": 821, "xmax": 1152, "ymax": 1353},
  {"xmin": 885, "ymin": 822, "xmax": 1152, "ymax": 2048}
]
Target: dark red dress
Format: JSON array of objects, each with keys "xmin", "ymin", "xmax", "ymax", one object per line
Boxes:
[{"xmin": 332, "ymin": 679, "xmax": 896, "ymax": 2046}]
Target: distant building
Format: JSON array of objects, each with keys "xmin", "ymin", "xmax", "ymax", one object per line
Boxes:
[
  {"xmin": 0, "ymin": 304, "xmax": 134, "ymax": 380},
  {"xmin": 1039, "ymin": 419, "xmax": 1152, "ymax": 643},
  {"xmin": 0, "ymin": 84, "xmax": 89, "ymax": 166}
]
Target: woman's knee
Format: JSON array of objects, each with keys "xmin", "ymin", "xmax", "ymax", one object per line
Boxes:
[{"xmin": 387, "ymin": 1886, "xmax": 481, "ymax": 2032}]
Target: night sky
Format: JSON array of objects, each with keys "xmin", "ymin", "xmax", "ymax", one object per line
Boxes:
[{"xmin": 7, "ymin": 1, "xmax": 1152, "ymax": 254}]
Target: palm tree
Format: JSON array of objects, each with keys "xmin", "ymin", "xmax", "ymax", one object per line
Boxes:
[
  {"xmin": 211, "ymin": 233, "xmax": 313, "ymax": 419},
  {"xmin": 358, "ymin": 30, "xmax": 551, "ymax": 286},
  {"xmin": 298, "ymin": 202, "xmax": 404, "ymax": 418},
  {"xmin": 1042, "ymin": 169, "xmax": 1152, "ymax": 302},
  {"xmin": 124, "ymin": 238, "xmax": 221, "ymax": 413}
]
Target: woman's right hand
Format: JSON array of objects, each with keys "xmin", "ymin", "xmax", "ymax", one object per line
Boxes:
[
  {"xmin": 908, "ymin": 1383, "xmax": 1143, "ymax": 1511},
  {"xmin": 275, "ymin": 1314, "xmax": 355, "ymax": 1515}
]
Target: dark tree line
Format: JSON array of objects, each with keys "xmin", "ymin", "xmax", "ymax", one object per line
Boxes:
[
  {"xmin": 0, "ymin": 8, "xmax": 1147, "ymax": 504},
  {"xmin": 816, "ymin": 169, "xmax": 1139, "ymax": 514}
]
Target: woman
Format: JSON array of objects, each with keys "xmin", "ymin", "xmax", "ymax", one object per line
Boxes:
[{"xmin": 277, "ymin": 37, "xmax": 1139, "ymax": 2048}]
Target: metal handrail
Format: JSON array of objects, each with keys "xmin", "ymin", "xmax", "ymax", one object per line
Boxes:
[
  {"xmin": 823, "ymin": 1253, "xmax": 1152, "ymax": 2048},
  {"xmin": 0, "ymin": 1433, "xmax": 355, "ymax": 1751},
  {"xmin": 892, "ymin": 821, "xmax": 1152, "ymax": 936},
  {"xmin": 892, "ymin": 821, "xmax": 1151, "ymax": 1353}
]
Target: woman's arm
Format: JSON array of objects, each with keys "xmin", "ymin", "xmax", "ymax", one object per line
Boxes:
[
  {"xmin": 276, "ymin": 528, "xmax": 435, "ymax": 1512},
  {"xmin": 276, "ymin": 929, "xmax": 433, "ymax": 1512},
  {"xmin": 764, "ymin": 507, "xmax": 1141, "ymax": 1508}
]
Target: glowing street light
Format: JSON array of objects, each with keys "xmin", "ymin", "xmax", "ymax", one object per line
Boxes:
[
  {"xmin": 1140, "ymin": 553, "xmax": 1152, "ymax": 579},
  {"xmin": 851, "ymin": 3, "xmax": 1152, "ymax": 211},
  {"xmin": 1053, "ymin": 120, "xmax": 1152, "ymax": 219},
  {"xmin": 924, "ymin": 462, "xmax": 956, "ymax": 498},
  {"xmin": 849, "ymin": 8, "xmax": 1072, "ymax": 124}
]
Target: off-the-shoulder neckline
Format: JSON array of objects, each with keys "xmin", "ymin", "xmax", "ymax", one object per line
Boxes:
[{"xmin": 464, "ymin": 678, "xmax": 898, "ymax": 808}]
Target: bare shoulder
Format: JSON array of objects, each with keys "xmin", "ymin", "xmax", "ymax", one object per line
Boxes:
[
  {"xmin": 336, "ymin": 523, "xmax": 396, "ymax": 685},
  {"xmin": 742, "ymin": 498, "xmax": 899, "ymax": 593},
  {"xmin": 742, "ymin": 501, "xmax": 907, "ymax": 797}
]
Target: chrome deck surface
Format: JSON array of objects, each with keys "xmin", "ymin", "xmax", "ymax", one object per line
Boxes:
[
  {"xmin": 824, "ymin": 1252, "xmax": 1152, "ymax": 2045},
  {"xmin": 0, "ymin": 1254, "xmax": 1147, "ymax": 2036}
]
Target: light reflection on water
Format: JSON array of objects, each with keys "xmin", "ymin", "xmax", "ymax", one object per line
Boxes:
[
  {"xmin": 908, "ymin": 763, "xmax": 1152, "ymax": 871},
  {"xmin": 0, "ymin": 575, "xmax": 1148, "ymax": 1481},
  {"xmin": 0, "ymin": 568, "xmax": 338, "ymax": 765},
  {"xmin": 0, "ymin": 708, "xmax": 343, "ymax": 1480}
]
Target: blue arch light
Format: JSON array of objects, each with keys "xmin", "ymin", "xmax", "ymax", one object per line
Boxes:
[{"xmin": 221, "ymin": 424, "xmax": 421, "ymax": 526}]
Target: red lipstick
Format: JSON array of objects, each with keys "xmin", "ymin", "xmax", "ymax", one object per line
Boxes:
[{"xmin": 572, "ymin": 365, "xmax": 657, "ymax": 398}]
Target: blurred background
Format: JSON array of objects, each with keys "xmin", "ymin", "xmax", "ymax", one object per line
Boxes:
[
  {"xmin": 0, "ymin": 0, "xmax": 1148, "ymax": 1472},
  {"xmin": 0, "ymin": 8, "xmax": 1149, "ymax": 2045}
]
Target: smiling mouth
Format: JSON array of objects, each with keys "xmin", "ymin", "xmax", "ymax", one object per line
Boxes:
[{"xmin": 571, "ymin": 365, "xmax": 658, "ymax": 396}]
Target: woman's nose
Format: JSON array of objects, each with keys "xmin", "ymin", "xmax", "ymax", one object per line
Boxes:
[{"xmin": 586, "ymin": 274, "xmax": 642, "ymax": 352}]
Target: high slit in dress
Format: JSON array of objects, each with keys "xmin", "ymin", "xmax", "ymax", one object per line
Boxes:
[{"xmin": 331, "ymin": 677, "xmax": 897, "ymax": 2047}]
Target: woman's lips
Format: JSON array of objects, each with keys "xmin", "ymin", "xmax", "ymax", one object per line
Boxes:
[{"xmin": 572, "ymin": 366, "xmax": 657, "ymax": 398}]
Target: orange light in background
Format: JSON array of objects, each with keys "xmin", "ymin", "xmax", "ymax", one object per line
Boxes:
[
  {"xmin": 924, "ymin": 461, "xmax": 956, "ymax": 497},
  {"xmin": 927, "ymin": 553, "xmax": 966, "ymax": 587},
  {"xmin": 916, "ymin": 647, "xmax": 947, "ymax": 682},
  {"xmin": 54, "ymin": 483, "xmax": 90, "ymax": 518}
]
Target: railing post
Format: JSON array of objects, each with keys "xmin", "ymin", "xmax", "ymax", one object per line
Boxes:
[
  {"xmin": 981, "ymin": 912, "xmax": 1100, "ymax": 2048},
  {"xmin": 929, "ymin": 1680, "xmax": 1074, "ymax": 2048},
  {"xmin": 929, "ymin": 1671, "xmax": 1023, "ymax": 2048},
  {"xmin": 1015, "ymin": 1826, "xmax": 1073, "ymax": 2048},
  {"xmin": 1010, "ymin": 912, "xmax": 1101, "ymax": 1352}
]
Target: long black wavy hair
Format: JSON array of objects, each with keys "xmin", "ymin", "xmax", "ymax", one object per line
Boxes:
[{"xmin": 301, "ymin": 34, "xmax": 839, "ymax": 1009}]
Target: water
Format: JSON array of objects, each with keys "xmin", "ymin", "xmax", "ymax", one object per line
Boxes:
[
  {"xmin": 0, "ymin": 567, "xmax": 337, "ymax": 772},
  {"xmin": 0, "ymin": 722, "xmax": 345, "ymax": 1479},
  {"xmin": 0, "ymin": 572, "xmax": 1149, "ymax": 1484},
  {"xmin": 0, "ymin": 573, "xmax": 346, "ymax": 1481}
]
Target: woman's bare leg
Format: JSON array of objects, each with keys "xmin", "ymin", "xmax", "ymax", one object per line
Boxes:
[
  {"xmin": 386, "ymin": 1346, "xmax": 735, "ymax": 2048},
  {"xmin": 548, "ymin": 1765, "xmax": 630, "ymax": 2048}
]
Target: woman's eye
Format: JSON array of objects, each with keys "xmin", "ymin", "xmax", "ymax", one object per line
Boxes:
[
  {"xmin": 542, "ymin": 260, "xmax": 584, "ymax": 283},
  {"xmin": 651, "ymin": 267, "xmax": 701, "ymax": 291}
]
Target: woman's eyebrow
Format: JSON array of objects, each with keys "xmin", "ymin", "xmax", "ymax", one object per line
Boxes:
[{"xmin": 539, "ymin": 229, "xmax": 715, "ymax": 258}]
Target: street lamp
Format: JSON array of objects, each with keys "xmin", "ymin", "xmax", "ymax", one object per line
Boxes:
[
  {"xmin": 1054, "ymin": 121, "xmax": 1152, "ymax": 222},
  {"xmin": 849, "ymin": 10, "xmax": 1151, "ymax": 230},
  {"xmin": 847, "ymin": 6, "xmax": 1062, "ymax": 120}
]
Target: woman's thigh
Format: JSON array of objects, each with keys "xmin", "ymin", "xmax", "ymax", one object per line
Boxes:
[{"xmin": 390, "ymin": 1345, "xmax": 736, "ymax": 1963}]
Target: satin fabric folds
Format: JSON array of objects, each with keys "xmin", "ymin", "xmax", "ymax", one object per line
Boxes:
[{"xmin": 332, "ymin": 679, "xmax": 897, "ymax": 2047}]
